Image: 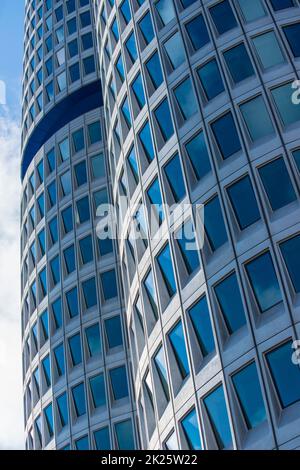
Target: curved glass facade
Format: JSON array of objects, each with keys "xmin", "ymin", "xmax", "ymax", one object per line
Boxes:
[
  {"xmin": 21, "ymin": 0, "xmax": 137, "ymax": 450},
  {"xmin": 94, "ymin": 0, "xmax": 300, "ymax": 450}
]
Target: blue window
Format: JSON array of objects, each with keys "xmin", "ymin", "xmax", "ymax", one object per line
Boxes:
[
  {"xmin": 54, "ymin": 343, "xmax": 65, "ymax": 376},
  {"xmin": 204, "ymin": 385, "xmax": 232, "ymax": 449},
  {"xmin": 98, "ymin": 235, "xmax": 113, "ymax": 257},
  {"xmin": 50, "ymin": 255, "xmax": 60, "ymax": 285},
  {"xmin": 74, "ymin": 161, "xmax": 87, "ymax": 187},
  {"xmin": 83, "ymin": 55, "xmax": 95, "ymax": 75},
  {"xmin": 155, "ymin": 0, "xmax": 175, "ymax": 26},
  {"xmin": 139, "ymin": 11, "xmax": 154, "ymax": 45},
  {"xmin": 72, "ymin": 128, "xmax": 85, "ymax": 154},
  {"xmin": 259, "ymin": 158, "xmax": 297, "ymax": 211},
  {"xmin": 223, "ymin": 44, "xmax": 255, "ymax": 83},
  {"xmin": 164, "ymin": 32, "xmax": 185, "ymax": 70},
  {"xmin": 72, "ymin": 383, "xmax": 86, "ymax": 417},
  {"xmin": 38, "ymin": 229, "xmax": 46, "ymax": 256},
  {"xmin": 42, "ymin": 355, "xmax": 51, "ymax": 387},
  {"xmin": 164, "ymin": 154, "xmax": 186, "ymax": 202},
  {"xmin": 94, "ymin": 427, "xmax": 111, "ymax": 450},
  {"xmin": 39, "ymin": 268, "xmax": 47, "ymax": 299},
  {"xmin": 131, "ymin": 73, "xmax": 146, "ymax": 109},
  {"xmin": 144, "ymin": 270, "xmax": 158, "ymax": 319},
  {"xmin": 185, "ymin": 131, "xmax": 211, "ymax": 181},
  {"xmin": 205, "ymin": 196, "xmax": 228, "ymax": 251},
  {"xmin": 147, "ymin": 177, "xmax": 164, "ymax": 225},
  {"xmin": 75, "ymin": 436, "xmax": 89, "ymax": 451},
  {"xmin": 181, "ymin": 408, "xmax": 202, "ymax": 450},
  {"xmin": 44, "ymin": 403, "xmax": 54, "ymax": 438},
  {"xmin": 125, "ymin": 32, "xmax": 138, "ymax": 63},
  {"xmin": 146, "ymin": 51, "xmax": 163, "ymax": 90},
  {"xmin": 169, "ymin": 321, "xmax": 190, "ymax": 380},
  {"xmin": 60, "ymin": 171, "xmax": 71, "ymax": 197},
  {"xmin": 89, "ymin": 374, "xmax": 106, "ymax": 408},
  {"xmin": 127, "ymin": 147, "xmax": 139, "ymax": 183},
  {"xmin": 271, "ymin": 82, "xmax": 300, "ymax": 127},
  {"xmin": 177, "ymin": 221, "xmax": 200, "ymax": 275},
  {"xmin": 139, "ymin": 121, "xmax": 155, "ymax": 162},
  {"xmin": 154, "ymin": 98, "xmax": 174, "ymax": 142},
  {"xmin": 185, "ymin": 14, "xmax": 210, "ymax": 51},
  {"xmin": 174, "ymin": 78, "xmax": 198, "ymax": 121},
  {"xmin": 121, "ymin": 96, "xmax": 132, "ymax": 128},
  {"xmin": 68, "ymin": 38, "xmax": 78, "ymax": 57},
  {"xmin": 116, "ymin": 54, "xmax": 125, "ymax": 82},
  {"xmin": 154, "ymin": 346, "xmax": 169, "ymax": 400},
  {"xmin": 88, "ymin": 121, "xmax": 102, "ymax": 145},
  {"xmin": 120, "ymin": 0, "xmax": 131, "ymax": 24},
  {"xmin": 85, "ymin": 324, "xmax": 102, "ymax": 357},
  {"xmin": 82, "ymin": 277, "xmax": 97, "ymax": 309},
  {"xmin": 227, "ymin": 176, "xmax": 261, "ymax": 230},
  {"xmin": 209, "ymin": 0, "xmax": 237, "ymax": 35},
  {"xmin": 214, "ymin": 272, "xmax": 246, "ymax": 334},
  {"xmin": 40, "ymin": 310, "xmax": 49, "ymax": 341},
  {"xmin": 59, "ymin": 138, "xmax": 70, "ymax": 162},
  {"xmin": 188, "ymin": 297, "xmax": 215, "ymax": 357},
  {"xmin": 69, "ymin": 333, "xmax": 82, "ymax": 366},
  {"xmin": 252, "ymin": 31, "xmax": 285, "ymax": 70},
  {"xmin": 76, "ymin": 196, "xmax": 90, "ymax": 224},
  {"xmin": 283, "ymin": 23, "xmax": 300, "ymax": 57},
  {"xmin": 69, "ymin": 62, "xmax": 80, "ymax": 83},
  {"xmin": 66, "ymin": 286, "xmax": 79, "ymax": 318},
  {"xmin": 266, "ymin": 341, "xmax": 300, "ymax": 408},
  {"xmin": 101, "ymin": 269, "xmax": 118, "ymax": 300},
  {"xmin": 238, "ymin": 0, "xmax": 266, "ymax": 22},
  {"xmin": 61, "ymin": 206, "xmax": 73, "ymax": 234},
  {"xmin": 232, "ymin": 362, "xmax": 266, "ymax": 429},
  {"xmin": 211, "ymin": 112, "xmax": 241, "ymax": 159},
  {"xmin": 63, "ymin": 244, "xmax": 76, "ymax": 275},
  {"xmin": 47, "ymin": 181, "xmax": 57, "ymax": 207},
  {"xmin": 105, "ymin": 316, "xmax": 123, "ymax": 349},
  {"xmin": 79, "ymin": 235, "xmax": 93, "ymax": 264},
  {"xmin": 52, "ymin": 297, "xmax": 62, "ymax": 330},
  {"xmin": 80, "ymin": 11, "xmax": 91, "ymax": 28},
  {"xmin": 111, "ymin": 18, "xmax": 119, "ymax": 42},
  {"xmin": 35, "ymin": 416, "xmax": 42, "ymax": 447},
  {"xmin": 81, "ymin": 32, "xmax": 93, "ymax": 50},
  {"xmin": 157, "ymin": 244, "xmax": 177, "ymax": 298},
  {"xmin": 47, "ymin": 148, "xmax": 55, "ymax": 173},
  {"xmin": 110, "ymin": 366, "xmax": 129, "ymax": 400},
  {"xmin": 280, "ymin": 235, "xmax": 300, "ymax": 294},
  {"xmin": 270, "ymin": 0, "xmax": 295, "ymax": 10},
  {"xmin": 198, "ymin": 59, "xmax": 224, "ymax": 101},
  {"xmin": 245, "ymin": 252, "xmax": 282, "ymax": 313},
  {"xmin": 115, "ymin": 420, "xmax": 135, "ymax": 450},
  {"xmin": 91, "ymin": 153, "xmax": 105, "ymax": 179},
  {"xmin": 57, "ymin": 393, "xmax": 68, "ymax": 427},
  {"xmin": 240, "ymin": 96, "xmax": 275, "ymax": 142}
]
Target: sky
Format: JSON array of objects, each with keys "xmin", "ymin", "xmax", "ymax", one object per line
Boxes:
[{"xmin": 0, "ymin": 0, "xmax": 25, "ymax": 449}]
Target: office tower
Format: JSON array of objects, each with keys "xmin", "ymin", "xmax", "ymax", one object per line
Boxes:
[
  {"xmin": 94, "ymin": 0, "xmax": 300, "ymax": 450},
  {"xmin": 20, "ymin": 0, "xmax": 138, "ymax": 450}
]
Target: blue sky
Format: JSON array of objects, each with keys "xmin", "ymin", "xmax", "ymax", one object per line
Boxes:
[
  {"xmin": 0, "ymin": 0, "xmax": 24, "ymax": 117},
  {"xmin": 0, "ymin": 0, "xmax": 25, "ymax": 449}
]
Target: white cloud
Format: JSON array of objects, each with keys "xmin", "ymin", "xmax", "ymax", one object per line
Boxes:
[{"xmin": 0, "ymin": 111, "xmax": 24, "ymax": 449}]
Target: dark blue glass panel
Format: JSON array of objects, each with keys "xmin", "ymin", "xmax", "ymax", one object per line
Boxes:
[
  {"xmin": 227, "ymin": 176, "xmax": 261, "ymax": 230},
  {"xmin": 211, "ymin": 112, "xmax": 241, "ymax": 159},
  {"xmin": 94, "ymin": 427, "xmax": 111, "ymax": 450},
  {"xmin": 82, "ymin": 277, "xmax": 97, "ymax": 309},
  {"xmin": 283, "ymin": 23, "xmax": 300, "ymax": 57},
  {"xmin": 105, "ymin": 316, "xmax": 123, "ymax": 348},
  {"xmin": 223, "ymin": 44, "xmax": 255, "ymax": 83},
  {"xmin": 115, "ymin": 420, "xmax": 135, "ymax": 450},
  {"xmin": 232, "ymin": 362, "xmax": 266, "ymax": 429},
  {"xmin": 280, "ymin": 235, "xmax": 300, "ymax": 293},
  {"xmin": 146, "ymin": 52, "xmax": 163, "ymax": 89},
  {"xmin": 188, "ymin": 297, "xmax": 215, "ymax": 357},
  {"xmin": 164, "ymin": 154, "xmax": 186, "ymax": 202},
  {"xmin": 259, "ymin": 158, "xmax": 297, "ymax": 211},
  {"xmin": 69, "ymin": 334, "xmax": 82, "ymax": 366},
  {"xmin": 54, "ymin": 343, "xmax": 65, "ymax": 376},
  {"xmin": 214, "ymin": 272, "xmax": 246, "ymax": 334},
  {"xmin": 186, "ymin": 14, "xmax": 210, "ymax": 50},
  {"xmin": 110, "ymin": 366, "xmax": 129, "ymax": 400},
  {"xmin": 181, "ymin": 408, "xmax": 202, "ymax": 450},
  {"xmin": 245, "ymin": 252, "xmax": 282, "ymax": 313},
  {"xmin": 57, "ymin": 393, "xmax": 68, "ymax": 426},
  {"xmin": 66, "ymin": 287, "xmax": 79, "ymax": 318},
  {"xmin": 209, "ymin": 0, "xmax": 237, "ymax": 35},
  {"xmin": 204, "ymin": 385, "xmax": 232, "ymax": 449},
  {"xmin": 169, "ymin": 321, "xmax": 190, "ymax": 379},
  {"xmin": 157, "ymin": 244, "xmax": 177, "ymax": 297},
  {"xmin": 90, "ymin": 374, "xmax": 106, "ymax": 408},
  {"xmin": 205, "ymin": 196, "xmax": 228, "ymax": 251},
  {"xmin": 185, "ymin": 132, "xmax": 211, "ymax": 180},
  {"xmin": 101, "ymin": 270, "xmax": 118, "ymax": 300},
  {"xmin": 198, "ymin": 59, "xmax": 224, "ymax": 100},
  {"xmin": 266, "ymin": 341, "xmax": 300, "ymax": 408},
  {"xmin": 72, "ymin": 383, "xmax": 86, "ymax": 417},
  {"xmin": 85, "ymin": 324, "xmax": 102, "ymax": 357}
]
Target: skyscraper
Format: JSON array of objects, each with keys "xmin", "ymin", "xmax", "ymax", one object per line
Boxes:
[
  {"xmin": 21, "ymin": 0, "xmax": 138, "ymax": 450},
  {"xmin": 21, "ymin": 0, "xmax": 300, "ymax": 451},
  {"xmin": 94, "ymin": 0, "xmax": 300, "ymax": 451}
]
